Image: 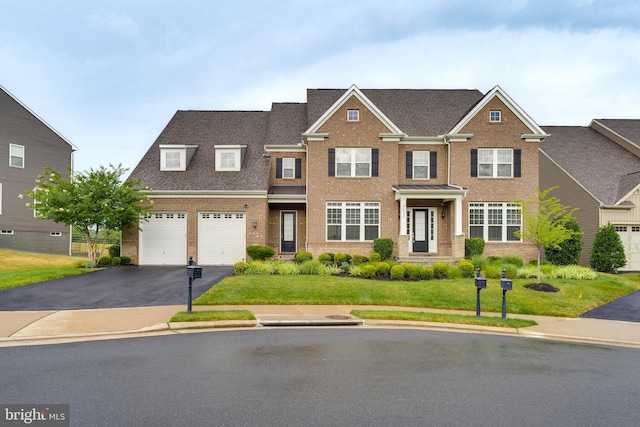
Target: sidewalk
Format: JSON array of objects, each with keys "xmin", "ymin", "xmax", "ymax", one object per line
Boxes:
[{"xmin": 1, "ymin": 305, "xmax": 639, "ymax": 348}]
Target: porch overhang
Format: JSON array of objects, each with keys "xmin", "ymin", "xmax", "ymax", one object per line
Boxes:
[{"xmin": 267, "ymin": 185, "xmax": 307, "ymax": 204}]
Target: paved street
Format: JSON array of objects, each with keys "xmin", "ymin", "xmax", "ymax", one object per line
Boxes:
[
  {"xmin": 1, "ymin": 329, "xmax": 639, "ymax": 426},
  {"xmin": 0, "ymin": 266, "xmax": 232, "ymax": 310}
]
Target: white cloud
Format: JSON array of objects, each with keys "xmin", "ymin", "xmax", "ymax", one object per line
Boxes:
[{"xmin": 85, "ymin": 9, "xmax": 141, "ymax": 39}]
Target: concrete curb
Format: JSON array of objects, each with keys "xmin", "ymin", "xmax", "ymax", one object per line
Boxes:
[{"xmin": 169, "ymin": 320, "xmax": 258, "ymax": 330}]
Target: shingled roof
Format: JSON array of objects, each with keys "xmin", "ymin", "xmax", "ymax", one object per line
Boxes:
[
  {"xmin": 540, "ymin": 125, "xmax": 640, "ymax": 205},
  {"xmin": 596, "ymin": 119, "xmax": 640, "ymax": 148}
]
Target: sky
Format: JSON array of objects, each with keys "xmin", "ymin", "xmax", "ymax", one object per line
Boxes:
[{"xmin": 1, "ymin": 0, "xmax": 640, "ymax": 175}]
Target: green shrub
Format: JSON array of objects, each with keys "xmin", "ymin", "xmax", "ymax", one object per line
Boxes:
[
  {"xmin": 97, "ymin": 255, "xmax": 112, "ymax": 266},
  {"xmin": 324, "ymin": 264, "xmax": 341, "ymax": 275},
  {"xmin": 246, "ymin": 245, "xmax": 275, "ymax": 261},
  {"xmin": 501, "ymin": 255, "xmax": 523, "ymax": 268},
  {"xmin": 120, "ymin": 256, "xmax": 131, "ymax": 265},
  {"xmin": 349, "ymin": 265, "xmax": 362, "ymax": 277},
  {"xmin": 110, "ymin": 256, "xmax": 121, "ymax": 266},
  {"xmin": 234, "ymin": 261, "xmax": 249, "ymax": 275},
  {"xmin": 457, "ymin": 260, "xmax": 475, "ymax": 278},
  {"xmin": 590, "ymin": 223, "xmax": 627, "ymax": 272},
  {"xmin": 420, "ymin": 266, "xmax": 434, "ymax": 280},
  {"xmin": 108, "ymin": 244, "xmax": 121, "ymax": 258},
  {"xmin": 432, "ymin": 262, "xmax": 449, "ymax": 279},
  {"xmin": 464, "ymin": 238, "xmax": 485, "ymax": 258},
  {"xmin": 293, "ymin": 251, "xmax": 313, "ymax": 264},
  {"xmin": 545, "ymin": 216, "xmax": 583, "ymax": 266},
  {"xmin": 247, "ymin": 261, "xmax": 276, "ymax": 274},
  {"xmin": 375, "ymin": 262, "xmax": 391, "ymax": 276},
  {"xmin": 401, "ymin": 263, "xmax": 416, "ymax": 279},
  {"xmin": 318, "ymin": 253, "xmax": 333, "ymax": 265},
  {"xmin": 373, "ymin": 238, "xmax": 394, "ymax": 260},
  {"xmin": 483, "ymin": 264, "xmax": 503, "ymax": 279},
  {"xmin": 369, "ymin": 252, "xmax": 382, "ymax": 262},
  {"xmin": 334, "ymin": 253, "xmax": 351, "ymax": 265},
  {"xmin": 275, "ymin": 262, "xmax": 300, "ymax": 275},
  {"xmin": 352, "ymin": 254, "xmax": 368, "ymax": 265},
  {"xmin": 486, "ymin": 256, "xmax": 501, "ymax": 264},
  {"xmin": 503, "ymin": 264, "xmax": 519, "ymax": 280},
  {"xmin": 299, "ymin": 260, "xmax": 325, "ymax": 275},
  {"xmin": 553, "ymin": 265, "xmax": 597, "ymax": 280},
  {"xmin": 471, "ymin": 255, "xmax": 487, "ymax": 271},
  {"xmin": 390, "ymin": 265, "xmax": 405, "ymax": 280},
  {"xmin": 361, "ymin": 264, "xmax": 377, "ymax": 279}
]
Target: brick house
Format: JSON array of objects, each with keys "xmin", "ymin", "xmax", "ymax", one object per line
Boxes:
[
  {"xmin": 0, "ymin": 85, "xmax": 77, "ymax": 254},
  {"xmin": 124, "ymin": 85, "xmax": 547, "ymax": 265}
]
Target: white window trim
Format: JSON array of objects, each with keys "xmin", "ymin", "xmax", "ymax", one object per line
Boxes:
[
  {"xmin": 1, "ymin": 230, "xmax": 14, "ymax": 235},
  {"xmin": 478, "ymin": 148, "xmax": 513, "ymax": 178},
  {"xmin": 469, "ymin": 202, "xmax": 522, "ymax": 242},
  {"xmin": 412, "ymin": 151, "xmax": 430, "ymax": 180},
  {"xmin": 347, "ymin": 109, "xmax": 360, "ymax": 122},
  {"xmin": 215, "ymin": 146, "xmax": 243, "ymax": 171},
  {"xmin": 490, "ymin": 110, "xmax": 502, "ymax": 123},
  {"xmin": 160, "ymin": 149, "xmax": 185, "ymax": 171},
  {"xmin": 282, "ymin": 157, "xmax": 295, "ymax": 179},
  {"xmin": 335, "ymin": 147, "xmax": 371, "ymax": 177},
  {"xmin": 10, "ymin": 144, "xmax": 24, "ymax": 168},
  {"xmin": 326, "ymin": 201, "xmax": 380, "ymax": 241}
]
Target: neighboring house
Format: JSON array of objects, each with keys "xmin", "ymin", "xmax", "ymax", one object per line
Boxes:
[
  {"xmin": 124, "ymin": 85, "xmax": 548, "ymax": 265},
  {"xmin": 0, "ymin": 85, "xmax": 77, "ymax": 254},
  {"xmin": 540, "ymin": 119, "xmax": 640, "ymax": 270}
]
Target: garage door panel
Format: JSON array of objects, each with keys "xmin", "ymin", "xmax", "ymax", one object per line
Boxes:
[
  {"xmin": 198, "ymin": 213, "xmax": 246, "ymax": 265},
  {"xmin": 616, "ymin": 225, "xmax": 640, "ymax": 271},
  {"xmin": 140, "ymin": 213, "xmax": 187, "ymax": 265}
]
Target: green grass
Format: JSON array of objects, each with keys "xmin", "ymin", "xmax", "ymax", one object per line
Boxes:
[
  {"xmin": 194, "ymin": 273, "xmax": 640, "ymax": 318},
  {"xmin": 170, "ymin": 310, "xmax": 256, "ymax": 322},
  {"xmin": 0, "ymin": 249, "xmax": 97, "ymax": 290},
  {"xmin": 351, "ymin": 310, "xmax": 538, "ymax": 329}
]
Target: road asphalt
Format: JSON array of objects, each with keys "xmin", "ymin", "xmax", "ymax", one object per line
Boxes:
[{"xmin": 1, "ymin": 267, "xmax": 639, "ymax": 348}]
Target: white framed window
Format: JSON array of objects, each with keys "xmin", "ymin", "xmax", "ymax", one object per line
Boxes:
[
  {"xmin": 336, "ymin": 148, "xmax": 371, "ymax": 177},
  {"xmin": 413, "ymin": 151, "xmax": 430, "ymax": 179},
  {"xmin": 469, "ymin": 202, "xmax": 521, "ymax": 242},
  {"xmin": 347, "ymin": 109, "xmax": 360, "ymax": 122},
  {"xmin": 326, "ymin": 202, "xmax": 379, "ymax": 241},
  {"xmin": 50, "ymin": 232, "xmax": 62, "ymax": 237},
  {"xmin": 10, "ymin": 144, "xmax": 24, "ymax": 168},
  {"xmin": 478, "ymin": 148, "xmax": 513, "ymax": 178},
  {"xmin": 282, "ymin": 158, "xmax": 295, "ymax": 179},
  {"xmin": 1, "ymin": 230, "xmax": 14, "ymax": 235},
  {"xmin": 215, "ymin": 147, "xmax": 242, "ymax": 171},
  {"xmin": 490, "ymin": 110, "xmax": 502, "ymax": 122},
  {"xmin": 161, "ymin": 149, "xmax": 184, "ymax": 171}
]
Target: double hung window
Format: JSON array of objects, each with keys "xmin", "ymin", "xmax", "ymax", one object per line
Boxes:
[
  {"xmin": 326, "ymin": 202, "xmax": 379, "ymax": 241},
  {"xmin": 478, "ymin": 148, "xmax": 513, "ymax": 178},
  {"xmin": 336, "ymin": 148, "xmax": 371, "ymax": 177},
  {"xmin": 469, "ymin": 202, "xmax": 521, "ymax": 242},
  {"xmin": 10, "ymin": 144, "xmax": 24, "ymax": 168}
]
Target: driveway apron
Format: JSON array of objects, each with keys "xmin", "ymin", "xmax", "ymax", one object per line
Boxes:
[
  {"xmin": 581, "ymin": 288, "xmax": 640, "ymax": 322},
  {"xmin": 0, "ymin": 266, "xmax": 232, "ymax": 311}
]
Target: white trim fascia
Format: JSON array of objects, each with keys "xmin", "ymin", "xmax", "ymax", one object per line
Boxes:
[
  {"xmin": 214, "ymin": 144, "xmax": 247, "ymax": 149},
  {"xmin": 302, "ymin": 132, "xmax": 329, "ymax": 143},
  {"xmin": 0, "ymin": 85, "xmax": 79, "ymax": 152},
  {"xmin": 522, "ymin": 133, "xmax": 550, "ymax": 142},
  {"xmin": 613, "ymin": 182, "xmax": 640, "ymax": 207},
  {"xmin": 159, "ymin": 144, "xmax": 199, "ymax": 149},
  {"xmin": 399, "ymin": 135, "xmax": 446, "ymax": 145},
  {"xmin": 393, "ymin": 187, "xmax": 467, "ymax": 201},
  {"xmin": 444, "ymin": 133, "xmax": 474, "ymax": 143},
  {"xmin": 267, "ymin": 194, "xmax": 307, "ymax": 203},
  {"xmin": 539, "ymin": 150, "xmax": 604, "ymax": 205},
  {"xmin": 449, "ymin": 85, "xmax": 546, "ymax": 136},
  {"xmin": 305, "ymin": 85, "xmax": 403, "ymax": 135},
  {"xmin": 379, "ymin": 132, "xmax": 407, "ymax": 142},
  {"xmin": 148, "ymin": 190, "xmax": 268, "ymax": 199},
  {"xmin": 264, "ymin": 144, "xmax": 307, "ymax": 153},
  {"xmin": 600, "ymin": 203, "xmax": 635, "ymax": 210}
]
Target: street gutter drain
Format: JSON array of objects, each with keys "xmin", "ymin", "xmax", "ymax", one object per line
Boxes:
[{"xmin": 326, "ymin": 315, "xmax": 351, "ymax": 320}]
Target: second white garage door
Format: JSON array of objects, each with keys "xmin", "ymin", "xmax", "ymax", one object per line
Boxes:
[
  {"xmin": 198, "ymin": 212, "xmax": 246, "ymax": 265},
  {"xmin": 615, "ymin": 225, "xmax": 640, "ymax": 271}
]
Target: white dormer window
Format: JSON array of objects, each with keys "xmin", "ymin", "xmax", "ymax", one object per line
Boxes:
[
  {"xmin": 160, "ymin": 145, "xmax": 198, "ymax": 171},
  {"xmin": 490, "ymin": 110, "xmax": 502, "ymax": 123},
  {"xmin": 347, "ymin": 109, "xmax": 360, "ymax": 122},
  {"xmin": 215, "ymin": 145, "xmax": 246, "ymax": 171}
]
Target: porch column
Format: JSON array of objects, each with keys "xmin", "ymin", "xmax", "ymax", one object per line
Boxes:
[
  {"xmin": 454, "ymin": 195, "xmax": 463, "ymax": 236},
  {"xmin": 399, "ymin": 196, "xmax": 407, "ymax": 236}
]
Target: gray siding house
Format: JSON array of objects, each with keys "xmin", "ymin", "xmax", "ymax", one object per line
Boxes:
[
  {"xmin": 540, "ymin": 120, "xmax": 640, "ymax": 270},
  {"xmin": 0, "ymin": 85, "xmax": 77, "ymax": 254}
]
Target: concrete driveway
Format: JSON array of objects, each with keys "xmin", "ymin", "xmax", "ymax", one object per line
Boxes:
[
  {"xmin": 0, "ymin": 266, "xmax": 233, "ymax": 311},
  {"xmin": 581, "ymin": 288, "xmax": 640, "ymax": 323}
]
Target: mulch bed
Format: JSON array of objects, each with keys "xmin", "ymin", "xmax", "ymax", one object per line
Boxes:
[{"xmin": 524, "ymin": 283, "xmax": 560, "ymax": 292}]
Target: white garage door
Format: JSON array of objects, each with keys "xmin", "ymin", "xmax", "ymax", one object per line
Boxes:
[
  {"xmin": 139, "ymin": 212, "xmax": 187, "ymax": 265},
  {"xmin": 198, "ymin": 212, "xmax": 246, "ymax": 265},
  {"xmin": 615, "ymin": 225, "xmax": 640, "ymax": 271}
]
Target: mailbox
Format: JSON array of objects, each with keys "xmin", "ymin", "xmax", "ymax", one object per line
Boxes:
[
  {"xmin": 474, "ymin": 268, "xmax": 487, "ymax": 289},
  {"xmin": 187, "ymin": 265, "xmax": 202, "ymax": 279},
  {"xmin": 500, "ymin": 269, "xmax": 513, "ymax": 291}
]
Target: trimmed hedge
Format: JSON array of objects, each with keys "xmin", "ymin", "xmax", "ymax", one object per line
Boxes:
[{"xmin": 246, "ymin": 245, "xmax": 275, "ymax": 261}]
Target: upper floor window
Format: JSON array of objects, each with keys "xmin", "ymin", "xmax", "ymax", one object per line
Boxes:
[
  {"xmin": 347, "ymin": 109, "xmax": 360, "ymax": 122},
  {"xmin": 282, "ymin": 158, "xmax": 295, "ymax": 179},
  {"xmin": 469, "ymin": 202, "xmax": 521, "ymax": 242},
  {"xmin": 490, "ymin": 110, "xmax": 502, "ymax": 122},
  {"xmin": 161, "ymin": 150, "xmax": 184, "ymax": 171},
  {"xmin": 336, "ymin": 148, "xmax": 371, "ymax": 177},
  {"xmin": 10, "ymin": 144, "xmax": 24, "ymax": 168},
  {"xmin": 478, "ymin": 148, "xmax": 513, "ymax": 178},
  {"xmin": 215, "ymin": 146, "xmax": 244, "ymax": 171},
  {"xmin": 413, "ymin": 151, "xmax": 429, "ymax": 179}
]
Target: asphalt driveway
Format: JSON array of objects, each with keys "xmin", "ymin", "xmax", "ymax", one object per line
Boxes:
[
  {"xmin": 581, "ymin": 288, "xmax": 640, "ymax": 323},
  {"xmin": 0, "ymin": 266, "xmax": 233, "ymax": 311}
]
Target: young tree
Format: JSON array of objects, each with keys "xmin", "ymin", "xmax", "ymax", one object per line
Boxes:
[
  {"xmin": 544, "ymin": 216, "xmax": 583, "ymax": 265},
  {"xmin": 515, "ymin": 186, "xmax": 578, "ymax": 284},
  {"xmin": 589, "ymin": 223, "xmax": 627, "ymax": 272},
  {"xmin": 22, "ymin": 164, "xmax": 152, "ymax": 264}
]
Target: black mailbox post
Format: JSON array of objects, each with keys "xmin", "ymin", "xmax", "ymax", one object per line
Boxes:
[
  {"xmin": 474, "ymin": 268, "xmax": 487, "ymax": 317},
  {"xmin": 186, "ymin": 260, "xmax": 203, "ymax": 314},
  {"xmin": 500, "ymin": 268, "xmax": 513, "ymax": 320}
]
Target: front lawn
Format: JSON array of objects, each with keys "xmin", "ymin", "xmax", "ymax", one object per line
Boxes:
[{"xmin": 193, "ymin": 273, "xmax": 640, "ymax": 318}]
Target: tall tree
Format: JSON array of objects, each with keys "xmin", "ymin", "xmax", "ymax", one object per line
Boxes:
[
  {"xmin": 515, "ymin": 186, "xmax": 578, "ymax": 284},
  {"xmin": 22, "ymin": 164, "xmax": 151, "ymax": 264}
]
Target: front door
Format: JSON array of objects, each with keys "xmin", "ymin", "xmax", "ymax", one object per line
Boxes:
[
  {"xmin": 412, "ymin": 209, "xmax": 428, "ymax": 252},
  {"xmin": 280, "ymin": 211, "xmax": 297, "ymax": 253}
]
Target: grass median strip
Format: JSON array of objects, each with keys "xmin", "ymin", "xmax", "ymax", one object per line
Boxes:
[
  {"xmin": 170, "ymin": 310, "xmax": 256, "ymax": 323},
  {"xmin": 350, "ymin": 310, "xmax": 538, "ymax": 328}
]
